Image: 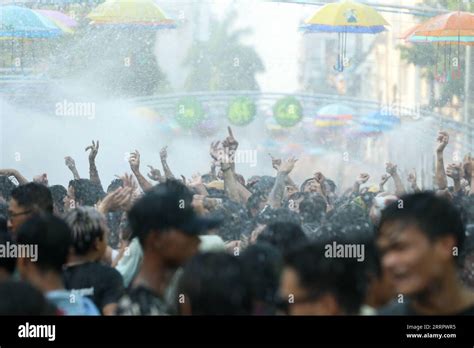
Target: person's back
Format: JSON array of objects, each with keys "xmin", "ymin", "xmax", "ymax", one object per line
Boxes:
[
  {"xmin": 177, "ymin": 252, "xmax": 253, "ymax": 315},
  {"xmin": 116, "ymin": 180, "xmax": 219, "ymax": 315},
  {"xmin": 0, "ymin": 280, "xmax": 59, "ymax": 315},
  {"xmin": 16, "ymin": 213, "xmax": 100, "ymax": 316},
  {"xmin": 63, "ymin": 261, "xmax": 123, "ymax": 315},
  {"xmin": 63, "ymin": 207, "xmax": 124, "ymax": 315}
]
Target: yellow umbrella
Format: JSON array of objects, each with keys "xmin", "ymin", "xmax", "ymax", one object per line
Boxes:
[
  {"xmin": 301, "ymin": 0, "xmax": 389, "ymax": 72},
  {"xmin": 304, "ymin": 0, "xmax": 388, "ymax": 29},
  {"xmin": 87, "ymin": 0, "xmax": 175, "ymax": 28}
]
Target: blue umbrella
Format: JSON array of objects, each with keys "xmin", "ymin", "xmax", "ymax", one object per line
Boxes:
[
  {"xmin": 0, "ymin": 5, "xmax": 62, "ymax": 38},
  {"xmin": 353, "ymin": 110, "xmax": 400, "ymax": 135},
  {"xmin": 363, "ymin": 110, "xmax": 400, "ymax": 130}
]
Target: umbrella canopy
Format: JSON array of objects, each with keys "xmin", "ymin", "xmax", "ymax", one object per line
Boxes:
[
  {"xmin": 314, "ymin": 103, "xmax": 355, "ymax": 128},
  {"xmin": 413, "ymin": 11, "xmax": 474, "ymax": 37},
  {"xmin": 408, "ymin": 35, "xmax": 474, "ymax": 45},
  {"xmin": 349, "ymin": 110, "xmax": 400, "ymax": 137},
  {"xmin": 300, "ymin": 0, "xmax": 388, "ymax": 72},
  {"xmin": 357, "ymin": 110, "xmax": 400, "ymax": 133},
  {"xmin": 399, "ymin": 22, "xmax": 421, "ymax": 40},
  {"xmin": 401, "ymin": 13, "xmax": 474, "ymax": 44},
  {"xmin": 401, "ymin": 11, "xmax": 474, "ymax": 83},
  {"xmin": 0, "ymin": 5, "xmax": 62, "ymax": 38},
  {"xmin": 301, "ymin": 0, "xmax": 389, "ymax": 33},
  {"xmin": 35, "ymin": 9, "xmax": 78, "ymax": 33},
  {"xmin": 87, "ymin": 0, "xmax": 176, "ymax": 29}
]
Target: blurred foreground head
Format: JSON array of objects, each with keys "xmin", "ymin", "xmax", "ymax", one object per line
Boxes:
[
  {"xmin": 8, "ymin": 183, "xmax": 53, "ymax": 235},
  {"xmin": 0, "ymin": 280, "xmax": 57, "ymax": 315},
  {"xmin": 128, "ymin": 180, "xmax": 220, "ymax": 269},
  {"xmin": 376, "ymin": 192, "xmax": 465, "ymax": 297},
  {"xmin": 177, "ymin": 252, "xmax": 253, "ymax": 315},
  {"xmin": 64, "ymin": 206, "xmax": 109, "ymax": 261},
  {"xmin": 16, "ymin": 213, "xmax": 72, "ymax": 287},
  {"xmin": 280, "ymin": 240, "xmax": 367, "ymax": 315}
]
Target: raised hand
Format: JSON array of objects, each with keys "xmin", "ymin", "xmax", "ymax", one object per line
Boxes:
[
  {"xmin": 160, "ymin": 146, "xmax": 168, "ymax": 161},
  {"xmin": 380, "ymin": 174, "xmax": 390, "ymax": 185},
  {"xmin": 117, "ymin": 173, "xmax": 137, "ymax": 191},
  {"xmin": 33, "ymin": 173, "xmax": 48, "ymax": 186},
  {"xmin": 407, "ymin": 169, "xmax": 417, "ymax": 184},
  {"xmin": 274, "ymin": 157, "xmax": 297, "ymax": 175},
  {"xmin": 356, "ymin": 173, "xmax": 370, "ymax": 185},
  {"xmin": 269, "ymin": 153, "xmax": 282, "ymax": 171},
  {"xmin": 129, "ymin": 150, "xmax": 140, "ymax": 173},
  {"xmin": 85, "ymin": 140, "xmax": 100, "ymax": 162},
  {"xmin": 64, "ymin": 156, "xmax": 76, "ymax": 169},
  {"xmin": 222, "ymin": 126, "xmax": 239, "ymax": 152},
  {"xmin": 0, "ymin": 169, "xmax": 15, "ymax": 177},
  {"xmin": 386, "ymin": 162, "xmax": 398, "ymax": 176},
  {"xmin": 314, "ymin": 171, "xmax": 325, "ymax": 184},
  {"xmin": 147, "ymin": 165, "xmax": 164, "ymax": 182},
  {"xmin": 210, "ymin": 141, "xmax": 222, "ymax": 162},
  {"xmin": 189, "ymin": 172, "xmax": 203, "ymax": 186},
  {"xmin": 436, "ymin": 131, "xmax": 449, "ymax": 153},
  {"xmin": 446, "ymin": 163, "xmax": 462, "ymax": 180},
  {"xmin": 98, "ymin": 187, "xmax": 133, "ymax": 213}
]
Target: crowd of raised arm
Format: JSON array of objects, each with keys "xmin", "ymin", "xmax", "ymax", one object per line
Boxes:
[{"xmin": 0, "ymin": 128, "xmax": 474, "ymax": 316}]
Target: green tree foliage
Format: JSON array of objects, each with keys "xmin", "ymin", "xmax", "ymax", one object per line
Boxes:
[{"xmin": 182, "ymin": 9, "xmax": 265, "ymax": 92}]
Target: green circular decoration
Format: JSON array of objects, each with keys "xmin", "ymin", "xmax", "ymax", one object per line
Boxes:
[
  {"xmin": 175, "ymin": 97, "xmax": 205, "ymax": 129},
  {"xmin": 227, "ymin": 97, "xmax": 257, "ymax": 126},
  {"xmin": 273, "ymin": 97, "xmax": 303, "ymax": 127}
]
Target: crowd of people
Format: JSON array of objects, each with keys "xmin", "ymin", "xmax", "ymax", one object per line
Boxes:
[{"xmin": 0, "ymin": 127, "xmax": 473, "ymax": 316}]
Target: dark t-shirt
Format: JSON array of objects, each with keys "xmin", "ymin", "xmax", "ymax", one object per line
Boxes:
[
  {"xmin": 116, "ymin": 286, "xmax": 168, "ymax": 316},
  {"xmin": 63, "ymin": 261, "xmax": 124, "ymax": 313},
  {"xmin": 378, "ymin": 299, "xmax": 474, "ymax": 315}
]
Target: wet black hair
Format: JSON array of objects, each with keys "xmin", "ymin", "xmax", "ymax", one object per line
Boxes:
[
  {"xmin": 177, "ymin": 252, "xmax": 253, "ymax": 315},
  {"xmin": 377, "ymin": 192, "xmax": 465, "ymax": 264},
  {"xmin": 254, "ymin": 207, "xmax": 301, "ymax": 226},
  {"xmin": 107, "ymin": 179, "xmax": 123, "ymax": 193},
  {"xmin": 129, "ymin": 180, "xmax": 198, "ymax": 246},
  {"xmin": 68, "ymin": 179, "xmax": 105, "ymax": 207},
  {"xmin": 257, "ymin": 221, "xmax": 308, "ymax": 255},
  {"xmin": 0, "ymin": 280, "xmax": 57, "ymax": 315},
  {"xmin": 17, "ymin": 213, "xmax": 72, "ymax": 273},
  {"xmin": 300, "ymin": 178, "xmax": 314, "ymax": 192},
  {"xmin": 0, "ymin": 218, "xmax": 15, "ymax": 275},
  {"xmin": 49, "ymin": 185, "xmax": 67, "ymax": 215},
  {"xmin": 329, "ymin": 203, "xmax": 368, "ymax": 225},
  {"xmin": 320, "ymin": 219, "xmax": 380, "ymax": 277},
  {"xmin": 210, "ymin": 200, "xmax": 249, "ymax": 241},
  {"xmin": 246, "ymin": 191, "xmax": 268, "ymax": 215},
  {"xmin": 299, "ymin": 193, "xmax": 326, "ymax": 224},
  {"xmin": 0, "ymin": 176, "xmax": 17, "ymax": 201},
  {"xmin": 326, "ymin": 179, "xmax": 337, "ymax": 193},
  {"xmin": 241, "ymin": 243, "xmax": 283, "ymax": 315},
  {"xmin": 0, "ymin": 202, "xmax": 7, "ymax": 220},
  {"xmin": 251, "ymin": 176, "xmax": 275, "ymax": 195},
  {"xmin": 11, "ymin": 183, "xmax": 53, "ymax": 214},
  {"xmin": 284, "ymin": 241, "xmax": 367, "ymax": 314}
]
